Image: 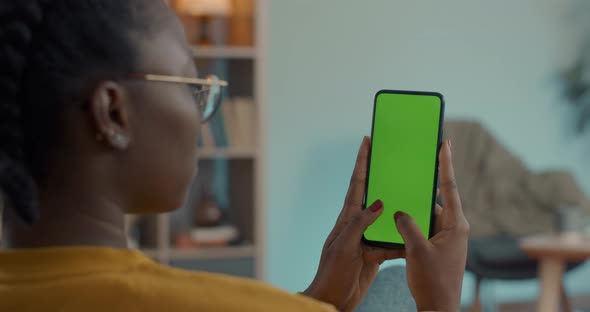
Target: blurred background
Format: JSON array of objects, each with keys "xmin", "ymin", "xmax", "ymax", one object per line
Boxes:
[{"xmin": 128, "ymin": 0, "xmax": 590, "ymax": 310}]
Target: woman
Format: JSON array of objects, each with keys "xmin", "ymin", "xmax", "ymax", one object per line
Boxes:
[{"xmin": 0, "ymin": 1, "xmax": 469, "ymax": 311}]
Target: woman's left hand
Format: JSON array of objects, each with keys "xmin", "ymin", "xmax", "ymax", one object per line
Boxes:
[{"xmin": 302, "ymin": 136, "xmax": 403, "ymax": 311}]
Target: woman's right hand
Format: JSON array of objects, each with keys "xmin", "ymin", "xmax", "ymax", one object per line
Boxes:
[{"xmin": 395, "ymin": 140, "xmax": 469, "ymax": 312}]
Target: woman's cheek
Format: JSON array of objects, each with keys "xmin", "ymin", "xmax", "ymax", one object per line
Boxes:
[{"xmin": 183, "ymin": 105, "xmax": 201, "ymax": 173}]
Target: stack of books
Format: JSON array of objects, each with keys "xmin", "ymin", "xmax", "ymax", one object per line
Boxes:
[
  {"xmin": 175, "ymin": 225, "xmax": 239, "ymax": 248},
  {"xmin": 199, "ymin": 97, "xmax": 256, "ymax": 148}
]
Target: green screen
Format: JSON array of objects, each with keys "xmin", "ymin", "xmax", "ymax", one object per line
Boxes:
[{"xmin": 364, "ymin": 92, "xmax": 442, "ymax": 245}]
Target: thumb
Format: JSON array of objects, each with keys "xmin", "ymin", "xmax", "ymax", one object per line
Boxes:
[
  {"xmin": 394, "ymin": 211, "xmax": 428, "ymax": 251},
  {"xmin": 344, "ymin": 200, "xmax": 384, "ymax": 238}
]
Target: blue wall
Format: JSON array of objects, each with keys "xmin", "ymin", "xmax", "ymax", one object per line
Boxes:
[{"xmin": 264, "ymin": 0, "xmax": 590, "ymax": 306}]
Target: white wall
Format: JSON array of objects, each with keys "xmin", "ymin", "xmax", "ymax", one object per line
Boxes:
[{"xmin": 264, "ymin": 0, "xmax": 590, "ymax": 306}]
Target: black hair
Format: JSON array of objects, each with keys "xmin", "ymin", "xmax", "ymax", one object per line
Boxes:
[{"xmin": 0, "ymin": 0, "xmax": 166, "ymax": 224}]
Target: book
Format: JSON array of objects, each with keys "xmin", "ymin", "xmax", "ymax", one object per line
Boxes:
[
  {"xmin": 190, "ymin": 225, "xmax": 238, "ymax": 244},
  {"xmin": 206, "ymin": 97, "xmax": 257, "ymax": 148},
  {"xmin": 221, "ymin": 99, "xmax": 237, "ymax": 147},
  {"xmin": 233, "ymin": 97, "xmax": 256, "ymax": 147}
]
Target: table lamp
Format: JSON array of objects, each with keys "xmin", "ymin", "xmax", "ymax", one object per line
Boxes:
[{"xmin": 176, "ymin": 0, "xmax": 232, "ymax": 45}]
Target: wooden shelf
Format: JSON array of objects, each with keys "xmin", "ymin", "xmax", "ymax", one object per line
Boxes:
[
  {"xmin": 167, "ymin": 245, "xmax": 255, "ymax": 260},
  {"xmin": 191, "ymin": 46, "xmax": 256, "ymax": 59},
  {"xmin": 198, "ymin": 147, "xmax": 257, "ymax": 159}
]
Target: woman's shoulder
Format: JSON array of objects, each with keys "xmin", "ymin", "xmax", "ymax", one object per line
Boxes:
[
  {"xmin": 0, "ymin": 247, "xmax": 334, "ymax": 312},
  {"xmin": 129, "ymin": 259, "xmax": 336, "ymax": 312}
]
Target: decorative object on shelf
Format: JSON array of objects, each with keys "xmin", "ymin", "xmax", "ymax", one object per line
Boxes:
[
  {"xmin": 194, "ymin": 190, "xmax": 224, "ymax": 226},
  {"xmin": 176, "ymin": 0, "xmax": 232, "ymax": 45},
  {"xmin": 173, "ymin": 189, "xmax": 238, "ymax": 248}
]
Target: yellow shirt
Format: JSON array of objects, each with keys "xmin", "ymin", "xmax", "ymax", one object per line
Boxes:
[{"xmin": 0, "ymin": 247, "xmax": 336, "ymax": 312}]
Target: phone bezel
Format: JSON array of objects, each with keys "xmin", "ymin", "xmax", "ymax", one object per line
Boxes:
[{"xmin": 362, "ymin": 89, "xmax": 445, "ymax": 249}]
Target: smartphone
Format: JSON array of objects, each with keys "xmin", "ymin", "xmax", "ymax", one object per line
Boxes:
[{"xmin": 363, "ymin": 90, "xmax": 444, "ymax": 249}]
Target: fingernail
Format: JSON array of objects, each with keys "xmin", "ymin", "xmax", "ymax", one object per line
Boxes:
[
  {"xmin": 448, "ymin": 139, "xmax": 452, "ymax": 149},
  {"xmin": 370, "ymin": 200, "xmax": 383, "ymax": 212},
  {"xmin": 362, "ymin": 136, "xmax": 370, "ymax": 146},
  {"xmin": 394, "ymin": 211, "xmax": 406, "ymax": 222}
]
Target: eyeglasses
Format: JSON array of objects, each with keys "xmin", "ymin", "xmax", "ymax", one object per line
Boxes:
[{"xmin": 127, "ymin": 74, "xmax": 228, "ymax": 123}]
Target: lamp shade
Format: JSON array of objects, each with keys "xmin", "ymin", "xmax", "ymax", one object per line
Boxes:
[{"xmin": 176, "ymin": 0, "xmax": 232, "ymax": 16}]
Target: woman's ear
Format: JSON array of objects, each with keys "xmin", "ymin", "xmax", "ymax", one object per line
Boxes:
[{"xmin": 89, "ymin": 81, "xmax": 132, "ymax": 150}]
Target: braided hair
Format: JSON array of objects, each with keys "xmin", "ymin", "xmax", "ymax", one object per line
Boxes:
[{"xmin": 0, "ymin": 0, "xmax": 165, "ymax": 224}]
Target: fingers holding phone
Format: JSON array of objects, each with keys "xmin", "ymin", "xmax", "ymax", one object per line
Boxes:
[
  {"xmin": 438, "ymin": 139, "xmax": 469, "ymax": 231},
  {"xmin": 306, "ymin": 90, "xmax": 468, "ymax": 312},
  {"xmin": 396, "ymin": 140, "xmax": 469, "ymax": 312}
]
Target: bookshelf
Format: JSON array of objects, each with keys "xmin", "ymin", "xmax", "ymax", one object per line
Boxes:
[{"xmin": 127, "ymin": 0, "xmax": 266, "ymax": 280}]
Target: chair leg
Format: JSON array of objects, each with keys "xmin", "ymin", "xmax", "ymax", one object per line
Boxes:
[
  {"xmin": 560, "ymin": 281, "xmax": 572, "ymax": 312},
  {"xmin": 471, "ymin": 275, "xmax": 483, "ymax": 312}
]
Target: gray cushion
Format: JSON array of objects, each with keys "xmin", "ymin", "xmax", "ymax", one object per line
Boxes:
[{"xmin": 355, "ymin": 265, "xmax": 416, "ymax": 312}]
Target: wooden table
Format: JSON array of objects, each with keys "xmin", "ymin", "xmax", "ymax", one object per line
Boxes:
[{"xmin": 520, "ymin": 233, "xmax": 590, "ymax": 312}]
